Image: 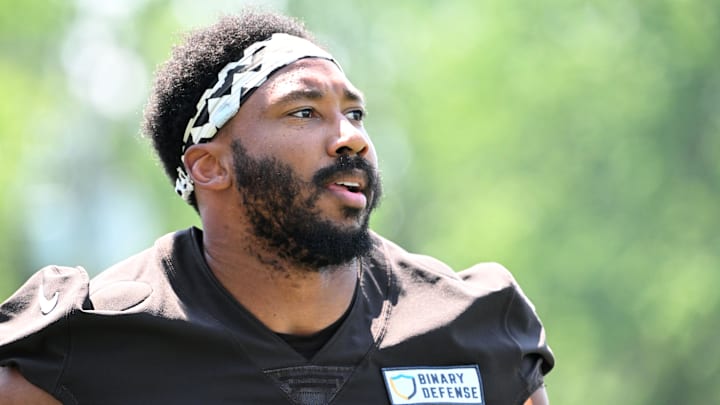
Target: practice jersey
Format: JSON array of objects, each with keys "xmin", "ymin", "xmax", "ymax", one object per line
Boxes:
[{"xmin": 0, "ymin": 228, "xmax": 554, "ymax": 404}]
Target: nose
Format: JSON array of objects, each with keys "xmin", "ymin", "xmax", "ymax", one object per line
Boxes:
[{"xmin": 327, "ymin": 117, "xmax": 371, "ymax": 158}]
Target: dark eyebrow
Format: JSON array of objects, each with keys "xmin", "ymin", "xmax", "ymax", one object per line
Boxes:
[
  {"xmin": 273, "ymin": 87, "xmax": 366, "ymax": 106},
  {"xmin": 344, "ymin": 88, "xmax": 365, "ymax": 105},
  {"xmin": 274, "ymin": 88, "xmax": 324, "ymax": 106}
]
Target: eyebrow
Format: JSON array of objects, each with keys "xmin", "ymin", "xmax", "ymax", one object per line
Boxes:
[
  {"xmin": 345, "ymin": 88, "xmax": 365, "ymax": 104},
  {"xmin": 274, "ymin": 87, "xmax": 365, "ymax": 106}
]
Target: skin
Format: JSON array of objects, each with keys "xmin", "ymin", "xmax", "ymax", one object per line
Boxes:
[
  {"xmin": 0, "ymin": 57, "xmax": 549, "ymax": 404},
  {"xmin": 186, "ymin": 58, "xmax": 375, "ymax": 336},
  {"xmin": 0, "ymin": 367, "xmax": 60, "ymax": 405}
]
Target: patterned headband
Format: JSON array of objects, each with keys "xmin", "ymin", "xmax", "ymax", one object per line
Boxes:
[{"xmin": 175, "ymin": 33, "xmax": 341, "ymax": 202}]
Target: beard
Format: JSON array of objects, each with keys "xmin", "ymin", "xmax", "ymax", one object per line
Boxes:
[{"xmin": 231, "ymin": 140, "xmax": 382, "ymax": 270}]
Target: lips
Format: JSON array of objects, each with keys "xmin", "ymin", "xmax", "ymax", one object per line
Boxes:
[
  {"xmin": 312, "ymin": 155, "xmax": 380, "ymax": 211},
  {"xmin": 324, "ymin": 171, "xmax": 369, "ymax": 208}
]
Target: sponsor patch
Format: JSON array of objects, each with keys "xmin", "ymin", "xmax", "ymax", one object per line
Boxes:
[{"xmin": 381, "ymin": 365, "xmax": 484, "ymax": 404}]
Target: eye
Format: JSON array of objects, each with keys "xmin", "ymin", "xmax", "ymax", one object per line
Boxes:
[
  {"xmin": 345, "ymin": 109, "xmax": 365, "ymax": 121},
  {"xmin": 290, "ymin": 108, "xmax": 315, "ymax": 119}
]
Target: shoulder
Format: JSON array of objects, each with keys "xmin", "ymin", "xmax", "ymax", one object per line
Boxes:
[
  {"xmin": 90, "ymin": 228, "xmax": 182, "ymax": 286},
  {"xmin": 369, "ymin": 234, "xmax": 528, "ymax": 339},
  {"xmin": 0, "ymin": 264, "xmax": 90, "ymax": 346},
  {"xmin": 87, "ymin": 228, "xmax": 196, "ymax": 312},
  {"xmin": 371, "ymin": 234, "xmax": 555, "ymax": 394},
  {"xmin": 0, "ymin": 228, "xmax": 192, "ymax": 339},
  {"xmin": 0, "ymin": 229, "xmax": 198, "ymax": 402},
  {"xmin": 0, "ymin": 265, "xmax": 88, "ymax": 402},
  {"xmin": 371, "ymin": 233, "xmax": 516, "ymax": 295}
]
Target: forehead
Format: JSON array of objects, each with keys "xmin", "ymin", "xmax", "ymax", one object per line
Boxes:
[{"xmin": 257, "ymin": 58, "xmax": 365, "ymax": 105}]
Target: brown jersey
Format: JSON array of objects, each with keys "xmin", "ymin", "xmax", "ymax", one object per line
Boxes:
[{"xmin": 0, "ymin": 228, "xmax": 554, "ymax": 404}]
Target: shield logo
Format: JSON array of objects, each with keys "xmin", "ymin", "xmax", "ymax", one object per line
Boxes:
[{"xmin": 389, "ymin": 374, "xmax": 417, "ymax": 400}]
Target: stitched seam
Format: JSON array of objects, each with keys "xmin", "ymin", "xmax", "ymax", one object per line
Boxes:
[
  {"xmin": 328, "ymin": 240, "xmax": 395, "ymax": 404},
  {"xmin": 502, "ymin": 287, "xmax": 530, "ymax": 405},
  {"xmin": 51, "ymin": 265, "xmax": 88, "ymax": 403},
  {"xmin": 172, "ymin": 230, "xmax": 297, "ymax": 404},
  {"xmin": 505, "ymin": 286, "xmax": 541, "ymax": 405},
  {"xmin": 56, "ymin": 385, "xmax": 79, "ymax": 405}
]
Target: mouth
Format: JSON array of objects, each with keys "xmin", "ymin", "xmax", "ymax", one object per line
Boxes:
[
  {"xmin": 324, "ymin": 172, "xmax": 369, "ymax": 209},
  {"xmin": 333, "ymin": 180, "xmax": 362, "ymax": 194},
  {"xmin": 312, "ymin": 155, "xmax": 380, "ymax": 213},
  {"xmin": 327, "ymin": 170, "xmax": 368, "ymax": 195}
]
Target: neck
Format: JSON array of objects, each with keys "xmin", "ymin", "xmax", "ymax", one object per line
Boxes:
[{"xmin": 201, "ymin": 222, "xmax": 360, "ymax": 336}]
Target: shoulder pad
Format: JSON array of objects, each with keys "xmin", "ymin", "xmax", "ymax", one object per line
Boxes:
[
  {"xmin": 89, "ymin": 280, "xmax": 153, "ymax": 312},
  {"xmin": 0, "ymin": 265, "xmax": 89, "ymax": 346},
  {"xmin": 458, "ymin": 262, "xmax": 516, "ymax": 292}
]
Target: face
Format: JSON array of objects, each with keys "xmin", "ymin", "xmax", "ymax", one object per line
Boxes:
[{"xmin": 221, "ymin": 58, "xmax": 382, "ymax": 268}]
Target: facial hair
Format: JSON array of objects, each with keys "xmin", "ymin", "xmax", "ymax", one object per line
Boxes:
[{"xmin": 231, "ymin": 140, "xmax": 382, "ymax": 269}]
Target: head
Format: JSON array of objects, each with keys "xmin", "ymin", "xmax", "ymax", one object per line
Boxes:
[
  {"xmin": 143, "ymin": 11, "xmax": 382, "ymax": 268},
  {"xmin": 143, "ymin": 10, "xmax": 313, "ymax": 209}
]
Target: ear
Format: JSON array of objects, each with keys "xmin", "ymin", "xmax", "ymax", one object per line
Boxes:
[{"xmin": 183, "ymin": 143, "xmax": 232, "ymax": 191}]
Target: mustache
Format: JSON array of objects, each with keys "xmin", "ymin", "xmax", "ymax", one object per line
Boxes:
[{"xmin": 312, "ymin": 155, "xmax": 379, "ymax": 192}]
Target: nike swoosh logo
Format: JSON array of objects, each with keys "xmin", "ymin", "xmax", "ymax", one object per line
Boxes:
[{"xmin": 39, "ymin": 283, "xmax": 59, "ymax": 315}]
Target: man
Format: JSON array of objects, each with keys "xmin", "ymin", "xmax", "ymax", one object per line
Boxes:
[{"xmin": 0, "ymin": 10, "xmax": 553, "ymax": 405}]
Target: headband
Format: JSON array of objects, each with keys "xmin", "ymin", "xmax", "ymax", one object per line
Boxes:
[{"xmin": 175, "ymin": 33, "xmax": 341, "ymax": 202}]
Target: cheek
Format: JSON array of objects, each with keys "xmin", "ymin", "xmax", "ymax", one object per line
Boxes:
[
  {"xmin": 263, "ymin": 137, "xmax": 325, "ymax": 180},
  {"xmin": 364, "ymin": 141, "xmax": 379, "ymax": 168}
]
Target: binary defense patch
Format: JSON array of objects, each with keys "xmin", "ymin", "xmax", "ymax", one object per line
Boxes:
[{"xmin": 382, "ymin": 365, "xmax": 484, "ymax": 404}]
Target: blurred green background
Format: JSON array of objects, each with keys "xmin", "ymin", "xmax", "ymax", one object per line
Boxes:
[{"xmin": 1, "ymin": 0, "xmax": 718, "ymax": 403}]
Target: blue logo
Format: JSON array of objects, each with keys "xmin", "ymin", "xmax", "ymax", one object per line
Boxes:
[{"xmin": 389, "ymin": 374, "xmax": 417, "ymax": 400}]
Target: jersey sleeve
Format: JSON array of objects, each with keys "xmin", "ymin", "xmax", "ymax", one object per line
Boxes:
[
  {"xmin": 461, "ymin": 263, "xmax": 555, "ymax": 396},
  {"xmin": 0, "ymin": 265, "xmax": 90, "ymax": 398},
  {"xmin": 505, "ymin": 280, "xmax": 554, "ymax": 394}
]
